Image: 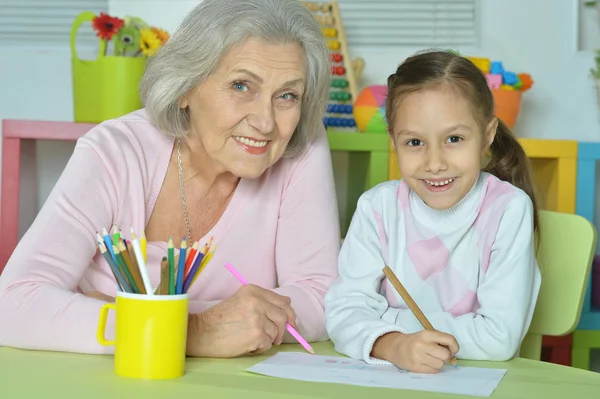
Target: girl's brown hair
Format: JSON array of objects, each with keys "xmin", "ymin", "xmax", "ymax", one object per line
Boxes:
[{"xmin": 386, "ymin": 50, "xmax": 539, "ymax": 231}]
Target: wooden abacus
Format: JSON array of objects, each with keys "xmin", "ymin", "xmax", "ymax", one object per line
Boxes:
[{"xmin": 301, "ymin": 1, "xmax": 358, "ymax": 131}]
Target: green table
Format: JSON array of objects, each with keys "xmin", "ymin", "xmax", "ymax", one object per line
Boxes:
[
  {"xmin": 1, "ymin": 341, "xmax": 599, "ymax": 398},
  {"xmin": 327, "ymin": 132, "xmax": 389, "ymax": 236}
]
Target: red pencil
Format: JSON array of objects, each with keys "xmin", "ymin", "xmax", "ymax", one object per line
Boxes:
[{"xmin": 183, "ymin": 240, "xmax": 199, "ymax": 278}]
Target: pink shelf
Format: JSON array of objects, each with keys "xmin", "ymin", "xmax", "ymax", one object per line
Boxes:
[{"xmin": 2, "ymin": 120, "xmax": 96, "ymax": 141}]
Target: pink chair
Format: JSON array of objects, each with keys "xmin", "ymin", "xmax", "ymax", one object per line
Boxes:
[{"xmin": 0, "ymin": 120, "xmax": 96, "ymax": 272}]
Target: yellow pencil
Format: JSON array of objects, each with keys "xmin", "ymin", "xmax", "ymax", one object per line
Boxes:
[
  {"xmin": 140, "ymin": 229, "xmax": 147, "ymax": 263},
  {"xmin": 191, "ymin": 245, "xmax": 216, "ymax": 285}
]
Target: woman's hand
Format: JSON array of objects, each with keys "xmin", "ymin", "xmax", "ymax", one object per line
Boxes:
[
  {"xmin": 186, "ymin": 284, "xmax": 297, "ymax": 357},
  {"xmin": 371, "ymin": 331, "xmax": 459, "ymax": 373}
]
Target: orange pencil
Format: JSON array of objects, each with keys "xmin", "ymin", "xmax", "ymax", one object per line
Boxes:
[{"xmin": 382, "ymin": 266, "xmax": 458, "ymax": 367}]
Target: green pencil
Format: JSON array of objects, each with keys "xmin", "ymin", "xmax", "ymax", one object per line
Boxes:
[
  {"xmin": 114, "ymin": 245, "xmax": 140, "ymax": 293},
  {"xmin": 168, "ymin": 237, "xmax": 175, "ymax": 295}
]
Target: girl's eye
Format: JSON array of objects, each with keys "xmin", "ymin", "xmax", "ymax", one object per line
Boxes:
[
  {"xmin": 406, "ymin": 139, "xmax": 423, "ymax": 147},
  {"xmin": 447, "ymin": 136, "xmax": 462, "ymax": 143},
  {"xmin": 232, "ymin": 82, "xmax": 249, "ymax": 92}
]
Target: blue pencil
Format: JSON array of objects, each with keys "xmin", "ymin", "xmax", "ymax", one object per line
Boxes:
[
  {"xmin": 98, "ymin": 242, "xmax": 132, "ymax": 292},
  {"xmin": 183, "ymin": 251, "xmax": 205, "ymax": 293},
  {"xmin": 102, "ymin": 227, "xmax": 117, "ymax": 262},
  {"xmin": 175, "ymin": 237, "xmax": 187, "ymax": 294}
]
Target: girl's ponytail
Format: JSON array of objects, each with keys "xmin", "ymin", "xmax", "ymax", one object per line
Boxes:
[{"xmin": 484, "ymin": 119, "xmax": 539, "ymax": 231}]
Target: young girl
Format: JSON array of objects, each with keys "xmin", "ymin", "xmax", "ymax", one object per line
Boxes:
[{"xmin": 325, "ymin": 50, "xmax": 541, "ymax": 374}]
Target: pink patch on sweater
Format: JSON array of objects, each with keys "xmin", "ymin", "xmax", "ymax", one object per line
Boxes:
[
  {"xmin": 396, "ymin": 182, "xmax": 411, "ymax": 209},
  {"xmin": 448, "ymin": 289, "xmax": 480, "ymax": 317},
  {"xmin": 406, "ymin": 235, "xmax": 450, "ymax": 281},
  {"xmin": 475, "ymin": 175, "xmax": 515, "ymax": 216},
  {"xmin": 429, "ymin": 263, "xmax": 470, "ymax": 312},
  {"xmin": 473, "ymin": 176, "xmax": 516, "ymax": 274}
]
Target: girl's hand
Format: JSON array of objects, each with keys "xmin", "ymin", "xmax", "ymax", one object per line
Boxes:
[
  {"xmin": 186, "ymin": 284, "xmax": 297, "ymax": 357},
  {"xmin": 372, "ymin": 331, "xmax": 459, "ymax": 373}
]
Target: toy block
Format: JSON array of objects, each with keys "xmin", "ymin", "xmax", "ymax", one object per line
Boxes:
[{"xmin": 486, "ymin": 73, "xmax": 502, "ymax": 89}]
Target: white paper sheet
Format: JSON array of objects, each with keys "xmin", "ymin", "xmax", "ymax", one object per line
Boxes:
[{"xmin": 246, "ymin": 352, "xmax": 507, "ymax": 397}]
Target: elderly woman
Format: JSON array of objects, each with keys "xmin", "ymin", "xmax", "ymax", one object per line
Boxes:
[{"xmin": 0, "ymin": 0, "xmax": 340, "ymax": 357}]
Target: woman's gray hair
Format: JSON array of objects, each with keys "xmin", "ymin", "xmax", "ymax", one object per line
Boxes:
[{"xmin": 140, "ymin": 0, "xmax": 330, "ymax": 157}]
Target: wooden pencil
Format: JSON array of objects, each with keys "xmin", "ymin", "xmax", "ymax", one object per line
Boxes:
[
  {"xmin": 191, "ymin": 244, "xmax": 216, "ymax": 286},
  {"xmin": 114, "ymin": 245, "xmax": 140, "ymax": 293},
  {"xmin": 140, "ymin": 230, "xmax": 147, "ymax": 263},
  {"xmin": 118, "ymin": 241, "xmax": 146, "ymax": 294},
  {"xmin": 99, "ymin": 242, "xmax": 132, "ymax": 292},
  {"xmin": 183, "ymin": 250, "xmax": 205, "ymax": 293},
  {"xmin": 129, "ymin": 229, "xmax": 154, "ymax": 295},
  {"xmin": 382, "ymin": 265, "xmax": 458, "ymax": 367},
  {"xmin": 175, "ymin": 237, "xmax": 188, "ymax": 294},
  {"xmin": 126, "ymin": 240, "xmax": 139, "ymax": 271},
  {"xmin": 168, "ymin": 237, "xmax": 175, "ymax": 295},
  {"xmin": 155, "ymin": 257, "xmax": 170, "ymax": 295},
  {"xmin": 111, "ymin": 224, "xmax": 120, "ymax": 246},
  {"xmin": 183, "ymin": 240, "xmax": 199, "ymax": 279}
]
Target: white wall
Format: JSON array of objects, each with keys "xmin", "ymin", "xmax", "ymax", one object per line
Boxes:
[{"xmin": 1, "ymin": 0, "xmax": 599, "ymax": 239}]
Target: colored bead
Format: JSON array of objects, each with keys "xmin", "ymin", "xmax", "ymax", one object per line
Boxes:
[
  {"xmin": 490, "ymin": 61, "xmax": 504, "ymax": 75},
  {"xmin": 329, "ymin": 53, "xmax": 342, "ymax": 63},
  {"xmin": 327, "ymin": 40, "xmax": 340, "ymax": 50},
  {"xmin": 321, "ymin": 27, "xmax": 337, "ymax": 37}
]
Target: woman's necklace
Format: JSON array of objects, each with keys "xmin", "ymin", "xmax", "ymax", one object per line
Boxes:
[{"xmin": 177, "ymin": 139, "xmax": 193, "ymax": 243}]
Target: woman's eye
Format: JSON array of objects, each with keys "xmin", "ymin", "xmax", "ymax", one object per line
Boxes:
[
  {"xmin": 406, "ymin": 139, "xmax": 423, "ymax": 147},
  {"xmin": 233, "ymin": 82, "xmax": 249, "ymax": 92},
  {"xmin": 447, "ymin": 136, "xmax": 462, "ymax": 143},
  {"xmin": 280, "ymin": 92, "xmax": 299, "ymax": 101}
]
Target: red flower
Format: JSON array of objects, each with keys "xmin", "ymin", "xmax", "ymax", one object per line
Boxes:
[{"xmin": 92, "ymin": 13, "xmax": 124, "ymax": 40}]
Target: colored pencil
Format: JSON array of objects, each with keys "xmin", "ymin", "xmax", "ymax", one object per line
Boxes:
[
  {"xmin": 112, "ymin": 224, "xmax": 120, "ymax": 246},
  {"xmin": 168, "ymin": 237, "xmax": 175, "ymax": 295},
  {"xmin": 155, "ymin": 257, "xmax": 170, "ymax": 295},
  {"xmin": 102, "ymin": 227, "xmax": 117, "ymax": 262},
  {"xmin": 183, "ymin": 250, "xmax": 205, "ymax": 293},
  {"xmin": 223, "ymin": 262, "xmax": 315, "ymax": 355},
  {"xmin": 183, "ymin": 240, "xmax": 199, "ymax": 280},
  {"xmin": 113, "ymin": 245, "xmax": 139, "ymax": 293},
  {"xmin": 382, "ymin": 266, "xmax": 458, "ymax": 367},
  {"xmin": 99, "ymin": 242, "xmax": 132, "ymax": 292},
  {"xmin": 126, "ymin": 240, "xmax": 139, "ymax": 270},
  {"xmin": 118, "ymin": 241, "xmax": 146, "ymax": 294},
  {"xmin": 140, "ymin": 230, "xmax": 147, "ymax": 263},
  {"xmin": 130, "ymin": 229, "xmax": 154, "ymax": 295},
  {"xmin": 191, "ymin": 245, "xmax": 216, "ymax": 286},
  {"xmin": 99, "ymin": 226, "xmax": 216, "ymax": 297},
  {"xmin": 175, "ymin": 237, "xmax": 187, "ymax": 294}
]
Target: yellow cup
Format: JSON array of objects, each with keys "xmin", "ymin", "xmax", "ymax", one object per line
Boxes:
[{"xmin": 96, "ymin": 292, "xmax": 189, "ymax": 379}]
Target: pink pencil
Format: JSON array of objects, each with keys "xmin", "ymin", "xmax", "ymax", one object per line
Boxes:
[{"xmin": 224, "ymin": 262, "xmax": 315, "ymax": 354}]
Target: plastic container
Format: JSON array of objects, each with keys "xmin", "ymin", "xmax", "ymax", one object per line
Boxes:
[{"xmin": 70, "ymin": 11, "xmax": 146, "ymax": 123}]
